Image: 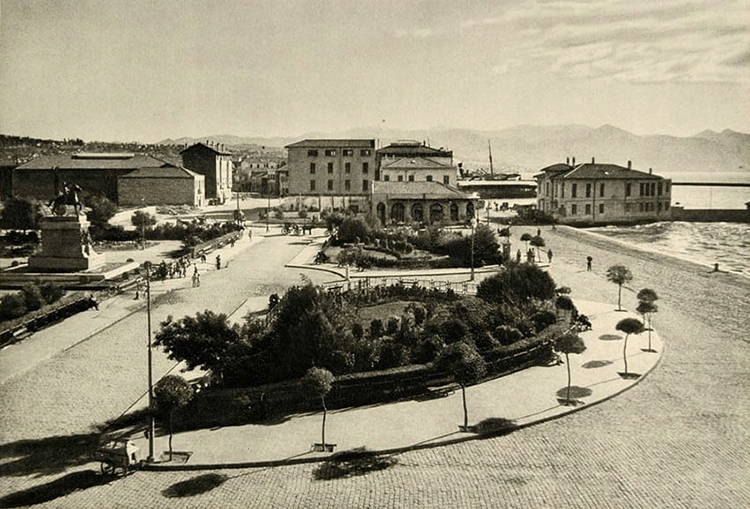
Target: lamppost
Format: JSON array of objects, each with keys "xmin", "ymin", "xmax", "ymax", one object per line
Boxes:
[
  {"xmin": 470, "ymin": 217, "xmax": 477, "ymax": 281},
  {"xmin": 143, "ymin": 261, "xmax": 155, "ymax": 462},
  {"xmin": 266, "ymin": 193, "xmax": 270, "ymax": 233}
]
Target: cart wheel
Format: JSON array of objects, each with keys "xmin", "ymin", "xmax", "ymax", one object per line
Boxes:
[{"xmin": 101, "ymin": 462, "xmax": 114, "ymax": 475}]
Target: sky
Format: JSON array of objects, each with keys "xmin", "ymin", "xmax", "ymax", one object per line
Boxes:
[{"xmin": 1, "ymin": 0, "xmax": 748, "ymax": 143}]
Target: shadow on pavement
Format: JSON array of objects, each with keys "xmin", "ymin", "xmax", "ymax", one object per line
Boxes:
[
  {"xmin": 555, "ymin": 386, "xmax": 593, "ymax": 399},
  {"xmin": 162, "ymin": 473, "xmax": 229, "ymax": 498},
  {"xmin": 582, "ymin": 359, "xmax": 613, "ymax": 369},
  {"xmin": 0, "ymin": 469, "xmax": 113, "ymax": 507},
  {"xmin": 470, "ymin": 417, "xmax": 519, "ymax": 438},
  {"xmin": 0, "ymin": 433, "xmax": 101, "ymax": 478},
  {"xmin": 599, "ymin": 334, "xmax": 622, "ymax": 341},
  {"xmin": 313, "ymin": 447, "xmax": 398, "ymax": 481}
]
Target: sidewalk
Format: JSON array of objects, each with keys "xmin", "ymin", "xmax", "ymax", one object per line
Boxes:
[
  {"xmin": 139, "ymin": 299, "xmax": 663, "ymax": 470},
  {"xmin": 0, "ymin": 228, "xmax": 262, "ymax": 385}
]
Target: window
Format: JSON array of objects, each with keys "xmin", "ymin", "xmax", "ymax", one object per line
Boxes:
[
  {"xmin": 639, "ymin": 202, "xmax": 644, "ymax": 212},
  {"xmin": 664, "ymin": 202, "xmax": 669, "ymax": 211},
  {"xmin": 408, "ymin": 175, "xmax": 414, "ymax": 182},
  {"xmin": 343, "ymin": 149, "xmax": 353, "ymax": 156},
  {"xmin": 325, "ymin": 149, "xmax": 336, "ymax": 156},
  {"xmin": 572, "ymin": 183, "xmax": 577, "ymax": 198},
  {"xmin": 585, "ymin": 204, "xmax": 591, "ymax": 215},
  {"xmin": 640, "ymin": 183, "xmax": 645, "ymax": 196},
  {"xmin": 326, "ymin": 180, "xmax": 333, "ymax": 191},
  {"xmin": 327, "ymin": 162, "xmax": 333, "ymax": 174},
  {"xmin": 625, "ymin": 203, "xmax": 631, "ymax": 213},
  {"xmin": 345, "ymin": 162, "xmax": 351, "ymax": 173},
  {"xmin": 561, "ymin": 184, "xmax": 565, "ymax": 198},
  {"xmin": 397, "ymin": 175, "xmax": 403, "ymax": 182},
  {"xmin": 658, "ymin": 182, "xmax": 663, "ymax": 195},
  {"xmin": 665, "ymin": 182, "xmax": 670, "ymax": 193},
  {"xmin": 307, "ymin": 149, "xmax": 318, "ymax": 157},
  {"xmin": 345, "ymin": 180, "xmax": 351, "ymax": 191},
  {"xmin": 362, "ymin": 179, "xmax": 369, "ymax": 192},
  {"xmin": 650, "ymin": 182, "xmax": 656, "ymax": 196},
  {"xmin": 426, "ymin": 175, "xmax": 433, "ymax": 182},
  {"xmin": 658, "ymin": 202, "xmax": 662, "ymax": 212},
  {"xmin": 626, "ymin": 183, "xmax": 631, "ymax": 197},
  {"xmin": 599, "ymin": 203, "xmax": 604, "ymax": 214},
  {"xmin": 310, "ymin": 180, "xmax": 316, "ymax": 191},
  {"xmin": 546, "ymin": 182, "xmax": 550, "ymax": 196},
  {"xmin": 310, "ymin": 162, "xmax": 316, "ymax": 174},
  {"xmin": 362, "ymin": 162, "xmax": 369, "ymax": 173},
  {"xmin": 443, "ymin": 175, "xmax": 450, "ymax": 185},
  {"xmin": 361, "ymin": 149, "xmax": 371, "ymax": 156},
  {"xmin": 585, "ymin": 183, "xmax": 591, "ymax": 198},
  {"xmin": 600, "ymin": 183, "xmax": 605, "ymax": 197},
  {"xmin": 571, "ymin": 204, "xmax": 577, "ymax": 215},
  {"xmin": 384, "ymin": 175, "xmax": 390, "ymax": 181}
]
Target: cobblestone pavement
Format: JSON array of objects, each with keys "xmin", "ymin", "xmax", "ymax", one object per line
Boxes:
[{"xmin": 1, "ymin": 227, "xmax": 749, "ymax": 508}]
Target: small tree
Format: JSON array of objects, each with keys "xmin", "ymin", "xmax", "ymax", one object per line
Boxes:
[
  {"xmin": 555, "ymin": 295, "xmax": 575, "ymax": 321},
  {"xmin": 1, "ymin": 196, "xmax": 46, "ymax": 231},
  {"xmin": 606, "ymin": 265, "xmax": 633, "ymax": 311},
  {"xmin": 131, "ymin": 210, "xmax": 157, "ymax": 248},
  {"xmin": 554, "ymin": 331, "xmax": 586, "ymax": 404},
  {"xmin": 153, "ymin": 375, "xmax": 194, "ymax": 461},
  {"xmin": 615, "ymin": 318, "xmax": 645, "ymax": 375},
  {"xmin": 636, "ymin": 300, "xmax": 658, "ymax": 351},
  {"xmin": 437, "ymin": 341, "xmax": 487, "ymax": 430},
  {"xmin": 520, "ymin": 232, "xmax": 532, "ymax": 252},
  {"xmin": 20, "ymin": 283, "xmax": 45, "ymax": 312},
  {"xmin": 529, "ymin": 235, "xmax": 546, "ymax": 261},
  {"xmin": 301, "ymin": 367, "xmax": 335, "ymax": 449}
]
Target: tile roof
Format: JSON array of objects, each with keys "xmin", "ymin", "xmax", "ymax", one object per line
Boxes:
[
  {"xmin": 562, "ymin": 163, "xmax": 663, "ymax": 180},
  {"xmin": 285, "ymin": 139, "xmax": 375, "ymax": 149},
  {"xmin": 381, "ymin": 156, "xmax": 453, "ymax": 170},
  {"xmin": 372, "ymin": 181, "xmax": 471, "ymax": 199},
  {"xmin": 118, "ymin": 165, "xmax": 203, "ymax": 179},
  {"xmin": 16, "ymin": 154, "xmax": 167, "ymax": 171},
  {"xmin": 179, "ymin": 142, "xmax": 232, "ymax": 156},
  {"xmin": 377, "ymin": 143, "xmax": 452, "ymax": 157}
]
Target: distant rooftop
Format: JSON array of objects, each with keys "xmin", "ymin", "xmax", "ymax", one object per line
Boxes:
[
  {"xmin": 16, "ymin": 154, "xmax": 167, "ymax": 171},
  {"xmin": 285, "ymin": 139, "xmax": 375, "ymax": 149},
  {"xmin": 372, "ymin": 181, "xmax": 470, "ymax": 200},
  {"xmin": 381, "ymin": 156, "xmax": 453, "ymax": 170},
  {"xmin": 71, "ymin": 153, "xmax": 135, "ymax": 159}
]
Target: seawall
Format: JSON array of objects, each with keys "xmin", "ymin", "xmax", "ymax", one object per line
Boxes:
[{"xmin": 670, "ymin": 207, "xmax": 749, "ymax": 223}]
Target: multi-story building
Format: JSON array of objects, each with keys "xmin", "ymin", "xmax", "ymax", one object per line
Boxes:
[
  {"xmin": 535, "ymin": 158, "xmax": 672, "ymax": 225},
  {"xmin": 369, "ymin": 180, "xmax": 475, "ymax": 226},
  {"xmin": 375, "ymin": 141, "xmax": 453, "ymax": 181},
  {"xmin": 285, "ymin": 139, "xmax": 375, "ymax": 196},
  {"xmin": 180, "ymin": 142, "xmax": 233, "ymax": 203}
]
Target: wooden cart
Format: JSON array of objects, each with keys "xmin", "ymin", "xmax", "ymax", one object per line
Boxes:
[{"xmin": 94, "ymin": 439, "xmax": 142, "ymax": 476}]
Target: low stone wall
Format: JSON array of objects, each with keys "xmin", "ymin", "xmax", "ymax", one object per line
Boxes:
[{"xmin": 670, "ymin": 207, "xmax": 749, "ymax": 223}]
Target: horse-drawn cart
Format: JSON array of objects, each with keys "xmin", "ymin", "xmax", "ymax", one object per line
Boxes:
[{"xmin": 94, "ymin": 439, "xmax": 143, "ymax": 476}]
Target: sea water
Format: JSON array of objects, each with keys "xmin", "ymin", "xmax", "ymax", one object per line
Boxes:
[{"xmin": 588, "ymin": 221, "xmax": 750, "ymax": 278}]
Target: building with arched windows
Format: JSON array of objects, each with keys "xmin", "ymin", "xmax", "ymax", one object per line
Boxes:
[{"xmin": 369, "ymin": 181, "xmax": 475, "ymax": 226}]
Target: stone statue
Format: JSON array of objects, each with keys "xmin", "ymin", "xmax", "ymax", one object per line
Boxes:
[{"xmin": 48, "ymin": 181, "xmax": 83, "ymax": 216}]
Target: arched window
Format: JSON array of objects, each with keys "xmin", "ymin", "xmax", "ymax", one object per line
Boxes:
[
  {"xmin": 391, "ymin": 203, "xmax": 405, "ymax": 223},
  {"xmin": 466, "ymin": 202, "xmax": 475, "ymax": 220},
  {"xmin": 411, "ymin": 203, "xmax": 424, "ymax": 223},
  {"xmin": 450, "ymin": 203, "xmax": 459, "ymax": 221},
  {"xmin": 429, "ymin": 203, "xmax": 443, "ymax": 224},
  {"xmin": 376, "ymin": 203, "xmax": 386, "ymax": 225}
]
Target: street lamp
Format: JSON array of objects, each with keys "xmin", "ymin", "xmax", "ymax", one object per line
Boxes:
[
  {"xmin": 143, "ymin": 261, "xmax": 155, "ymax": 462},
  {"xmin": 470, "ymin": 217, "xmax": 477, "ymax": 281}
]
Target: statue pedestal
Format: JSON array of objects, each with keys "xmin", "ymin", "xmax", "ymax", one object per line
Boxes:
[{"xmin": 28, "ymin": 216, "xmax": 105, "ymax": 272}]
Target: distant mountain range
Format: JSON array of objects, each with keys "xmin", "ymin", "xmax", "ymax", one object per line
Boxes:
[{"xmin": 159, "ymin": 124, "xmax": 750, "ymax": 177}]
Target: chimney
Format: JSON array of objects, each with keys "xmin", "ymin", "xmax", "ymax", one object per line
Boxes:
[
  {"xmin": 592, "ymin": 157, "xmax": 595, "ymax": 164},
  {"xmin": 649, "ymin": 168, "xmax": 653, "ymax": 174},
  {"xmin": 572, "ymin": 157, "xmax": 576, "ymax": 166},
  {"xmin": 566, "ymin": 157, "xmax": 570, "ymax": 165},
  {"xmin": 628, "ymin": 160, "xmax": 632, "ymax": 169}
]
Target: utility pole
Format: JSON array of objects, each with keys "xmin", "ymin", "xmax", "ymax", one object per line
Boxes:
[
  {"xmin": 488, "ymin": 140, "xmax": 494, "ymax": 179},
  {"xmin": 144, "ymin": 261, "xmax": 155, "ymax": 462},
  {"xmin": 266, "ymin": 193, "xmax": 270, "ymax": 233},
  {"xmin": 470, "ymin": 217, "xmax": 477, "ymax": 281}
]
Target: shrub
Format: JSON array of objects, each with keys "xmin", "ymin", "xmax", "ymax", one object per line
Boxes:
[
  {"xmin": 369, "ymin": 319, "xmax": 384, "ymax": 338},
  {"xmin": 531, "ymin": 310, "xmax": 557, "ymax": 332},
  {"xmin": 20, "ymin": 283, "xmax": 45, "ymax": 311},
  {"xmin": 0, "ymin": 293, "xmax": 27, "ymax": 321},
  {"xmin": 298, "ymin": 209, "xmax": 308, "ymax": 219},
  {"xmin": 494, "ymin": 325, "xmax": 524, "ymax": 346}
]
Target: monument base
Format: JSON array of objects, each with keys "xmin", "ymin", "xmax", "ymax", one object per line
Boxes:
[{"xmin": 27, "ymin": 215, "xmax": 106, "ymax": 272}]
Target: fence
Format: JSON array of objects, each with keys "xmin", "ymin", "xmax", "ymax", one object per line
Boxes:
[{"xmin": 324, "ymin": 276, "xmax": 480, "ymax": 296}]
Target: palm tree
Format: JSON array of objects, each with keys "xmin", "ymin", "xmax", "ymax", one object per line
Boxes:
[
  {"xmin": 615, "ymin": 318, "xmax": 645, "ymax": 375},
  {"xmin": 606, "ymin": 265, "xmax": 633, "ymax": 311},
  {"xmin": 554, "ymin": 331, "xmax": 586, "ymax": 404}
]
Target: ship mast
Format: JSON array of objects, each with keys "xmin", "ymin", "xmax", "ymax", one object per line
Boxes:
[{"xmin": 488, "ymin": 140, "xmax": 494, "ymax": 178}]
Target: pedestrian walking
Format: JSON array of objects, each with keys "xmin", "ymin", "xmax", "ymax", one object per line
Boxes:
[
  {"xmin": 537, "ymin": 227, "xmax": 541, "ymax": 237},
  {"xmin": 516, "ymin": 249, "xmax": 522, "ymax": 263},
  {"xmin": 586, "ymin": 255, "xmax": 593, "ymax": 272},
  {"xmin": 547, "ymin": 249, "xmax": 553, "ymax": 264},
  {"xmin": 88, "ymin": 294, "xmax": 99, "ymax": 310},
  {"xmin": 216, "ymin": 255, "xmax": 221, "ymax": 270}
]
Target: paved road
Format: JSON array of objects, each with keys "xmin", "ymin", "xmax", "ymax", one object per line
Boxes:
[{"xmin": 1, "ymin": 227, "xmax": 749, "ymax": 508}]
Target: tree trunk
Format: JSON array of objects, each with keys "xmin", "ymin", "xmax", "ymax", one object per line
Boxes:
[
  {"xmin": 623, "ymin": 334, "xmax": 629, "ymax": 374},
  {"xmin": 618, "ymin": 285, "xmax": 622, "ymax": 310},
  {"xmin": 648, "ymin": 315, "xmax": 653, "ymax": 350},
  {"xmin": 321, "ymin": 395, "xmax": 327, "ymax": 446},
  {"xmin": 461, "ymin": 384, "xmax": 468, "ymax": 430},
  {"xmin": 565, "ymin": 353, "xmax": 572, "ymax": 402},
  {"xmin": 168, "ymin": 410, "xmax": 173, "ymax": 461}
]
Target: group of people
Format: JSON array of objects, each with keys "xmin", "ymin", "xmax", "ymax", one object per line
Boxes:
[{"xmin": 156, "ymin": 257, "xmax": 192, "ymax": 280}]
